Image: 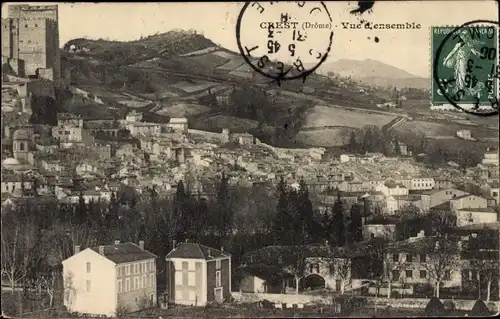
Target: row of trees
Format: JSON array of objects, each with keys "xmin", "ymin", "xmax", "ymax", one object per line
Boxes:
[
  {"xmin": 344, "ymin": 124, "xmax": 487, "ymax": 170},
  {"xmin": 273, "ymin": 178, "xmax": 364, "ymax": 248}
]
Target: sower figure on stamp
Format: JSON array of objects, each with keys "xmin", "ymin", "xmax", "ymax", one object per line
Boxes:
[{"xmin": 442, "ymin": 29, "xmax": 485, "ymax": 98}]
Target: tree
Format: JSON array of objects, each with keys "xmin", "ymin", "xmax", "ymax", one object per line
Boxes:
[
  {"xmin": 173, "ymin": 180, "xmax": 189, "ymax": 239},
  {"xmin": 273, "ymin": 177, "xmax": 290, "ymax": 245},
  {"xmin": 429, "ymin": 210, "xmax": 456, "ymax": 236},
  {"xmin": 214, "ymin": 172, "xmax": 233, "ymax": 240},
  {"xmin": 346, "ymin": 204, "xmax": 363, "ymax": 244},
  {"xmin": 331, "ymin": 193, "xmax": 347, "ymax": 246},
  {"xmin": 198, "ymin": 89, "xmax": 218, "ymax": 107},
  {"xmin": 1, "ymin": 209, "xmax": 42, "ymax": 292},
  {"xmin": 393, "ymin": 138, "xmax": 401, "ymax": 155},
  {"xmin": 40, "ymin": 265, "xmax": 61, "ymax": 308},
  {"xmin": 361, "ymin": 127, "xmax": 373, "ymax": 153},
  {"xmin": 76, "ymin": 191, "xmax": 87, "ymax": 225},
  {"xmin": 383, "ymin": 252, "xmax": 405, "ymax": 298},
  {"xmin": 468, "ymin": 231, "xmax": 499, "ymax": 302},
  {"xmin": 297, "ymin": 180, "xmax": 316, "ymax": 243},
  {"xmin": 328, "ymin": 257, "xmax": 351, "ymax": 295},
  {"xmin": 425, "ymin": 237, "xmax": 460, "ymax": 298},
  {"xmin": 348, "ymin": 132, "xmax": 358, "ymax": 153}
]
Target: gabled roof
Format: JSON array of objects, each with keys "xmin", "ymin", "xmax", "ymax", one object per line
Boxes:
[
  {"xmin": 90, "ymin": 242, "xmax": 156, "ymax": 264},
  {"xmin": 431, "ymin": 201, "xmax": 451, "ymax": 210},
  {"xmin": 166, "ymin": 243, "xmax": 231, "ymax": 260},
  {"xmin": 451, "ymin": 194, "xmax": 478, "ymax": 201}
]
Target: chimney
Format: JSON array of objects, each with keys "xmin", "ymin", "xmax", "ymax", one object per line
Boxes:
[
  {"xmin": 99, "ymin": 245, "xmax": 105, "ymax": 255},
  {"xmin": 208, "ymin": 249, "xmax": 212, "ymax": 257},
  {"xmin": 74, "ymin": 245, "xmax": 81, "ymax": 255},
  {"xmin": 185, "ymin": 239, "xmax": 188, "ymax": 243},
  {"xmin": 221, "ymin": 246, "xmax": 224, "ymax": 253},
  {"xmin": 172, "ymin": 240, "xmax": 177, "ymax": 249},
  {"xmin": 139, "ymin": 240, "xmax": 144, "ymax": 251},
  {"xmin": 114, "ymin": 240, "xmax": 120, "ymax": 245}
]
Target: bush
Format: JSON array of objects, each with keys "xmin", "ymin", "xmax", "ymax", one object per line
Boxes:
[
  {"xmin": 470, "ymin": 299, "xmax": 490, "ymax": 316},
  {"xmin": 425, "ymin": 297, "xmax": 444, "ymax": 316}
]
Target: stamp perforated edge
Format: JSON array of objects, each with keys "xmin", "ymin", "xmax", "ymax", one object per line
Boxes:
[{"xmin": 430, "ymin": 24, "xmax": 499, "ymax": 110}]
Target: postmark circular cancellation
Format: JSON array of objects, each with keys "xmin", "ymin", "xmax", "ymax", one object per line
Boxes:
[
  {"xmin": 432, "ymin": 20, "xmax": 499, "ymax": 116},
  {"xmin": 236, "ymin": 1, "xmax": 334, "ymax": 84}
]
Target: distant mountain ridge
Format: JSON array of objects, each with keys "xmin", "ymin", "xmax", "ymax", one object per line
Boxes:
[{"xmin": 319, "ymin": 58, "xmax": 428, "ymax": 89}]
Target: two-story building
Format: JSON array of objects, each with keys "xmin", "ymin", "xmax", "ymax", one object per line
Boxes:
[
  {"xmin": 410, "ymin": 178, "xmax": 435, "ymax": 191},
  {"xmin": 429, "ymin": 189, "xmax": 470, "ymax": 209},
  {"xmin": 384, "ymin": 233, "xmax": 462, "ymax": 295},
  {"xmin": 166, "ymin": 242, "xmax": 231, "ymax": 306},
  {"xmin": 450, "ymin": 194, "xmax": 488, "ymax": 211},
  {"xmin": 62, "ymin": 241, "xmax": 157, "ymax": 317}
]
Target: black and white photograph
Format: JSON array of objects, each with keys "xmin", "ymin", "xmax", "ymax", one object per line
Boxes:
[{"xmin": 1, "ymin": 1, "xmax": 499, "ymax": 318}]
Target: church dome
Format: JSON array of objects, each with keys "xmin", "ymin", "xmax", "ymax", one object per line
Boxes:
[{"xmin": 13, "ymin": 128, "xmax": 31, "ymax": 140}]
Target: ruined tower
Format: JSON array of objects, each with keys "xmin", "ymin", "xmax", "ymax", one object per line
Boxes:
[{"xmin": 1, "ymin": 4, "xmax": 60, "ymax": 83}]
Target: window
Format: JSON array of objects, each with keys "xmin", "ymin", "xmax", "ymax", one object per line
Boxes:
[
  {"xmin": 175, "ymin": 272, "xmax": 183, "ymax": 285},
  {"xmin": 150, "ymin": 274, "xmax": 154, "ymax": 287},
  {"xmin": 216, "ymin": 270, "xmax": 222, "ymax": 287},
  {"xmin": 216, "ymin": 259, "xmax": 221, "ymax": 270},
  {"xmin": 405, "ymin": 270, "xmax": 413, "ymax": 278},
  {"xmin": 406, "ymin": 254, "xmax": 413, "ymax": 262},
  {"xmin": 175, "ymin": 290, "xmax": 182, "ymax": 300},
  {"xmin": 188, "ymin": 272, "xmax": 195, "ymax": 286},
  {"xmin": 86, "ymin": 280, "xmax": 91, "ymax": 292},
  {"xmin": 142, "ymin": 275, "xmax": 146, "ymax": 289},
  {"xmin": 25, "ymin": 24, "xmax": 28, "ymax": 28},
  {"xmin": 420, "ymin": 254, "xmax": 426, "ymax": 262},
  {"xmin": 134, "ymin": 277, "xmax": 139, "ymax": 290},
  {"xmin": 35, "ymin": 24, "xmax": 38, "ymax": 27},
  {"xmin": 444, "ymin": 270, "xmax": 451, "ymax": 281},
  {"xmin": 117, "ymin": 279, "xmax": 123, "ymax": 293},
  {"xmin": 329, "ymin": 264, "xmax": 335, "ymax": 275},
  {"xmin": 392, "ymin": 254, "xmax": 399, "ymax": 262},
  {"xmin": 420, "ymin": 270, "xmax": 427, "ymax": 278},
  {"xmin": 135, "ymin": 263, "xmax": 140, "ymax": 274},
  {"xmin": 189, "ymin": 291, "xmax": 196, "ymax": 301},
  {"xmin": 126, "ymin": 265, "xmax": 130, "ymax": 275},
  {"xmin": 86, "ymin": 262, "xmax": 91, "ymax": 273},
  {"xmin": 391, "ymin": 270, "xmax": 400, "ymax": 281},
  {"xmin": 125, "ymin": 278, "xmax": 130, "ymax": 292}
]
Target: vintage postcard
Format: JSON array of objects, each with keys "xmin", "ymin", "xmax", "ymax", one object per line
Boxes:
[{"xmin": 1, "ymin": 1, "xmax": 499, "ymax": 318}]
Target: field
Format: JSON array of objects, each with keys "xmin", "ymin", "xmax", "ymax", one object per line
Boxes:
[
  {"xmin": 193, "ymin": 115, "xmax": 261, "ymax": 132},
  {"xmin": 179, "ymin": 46, "xmax": 219, "ymax": 57},
  {"xmin": 394, "ymin": 120, "xmax": 498, "ymax": 140},
  {"xmin": 295, "ymin": 127, "xmax": 356, "ymax": 147},
  {"xmin": 216, "ymin": 58, "xmax": 246, "ymax": 71},
  {"xmin": 302, "ymin": 105, "xmax": 397, "ymax": 129},
  {"xmin": 170, "ymin": 81, "xmax": 216, "ymax": 93},
  {"xmin": 184, "ymin": 53, "xmax": 230, "ymax": 69},
  {"xmin": 156, "ymin": 103, "xmax": 211, "ymax": 117}
]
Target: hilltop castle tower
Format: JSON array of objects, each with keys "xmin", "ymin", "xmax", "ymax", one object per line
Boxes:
[{"xmin": 1, "ymin": 4, "xmax": 60, "ymax": 83}]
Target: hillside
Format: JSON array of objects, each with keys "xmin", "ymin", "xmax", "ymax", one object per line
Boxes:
[
  {"xmin": 58, "ymin": 30, "xmax": 497, "ymax": 149},
  {"xmin": 319, "ymin": 59, "xmax": 428, "ymax": 89},
  {"xmin": 64, "ymin": 30, "xmax": 218, "ymax": 66}
]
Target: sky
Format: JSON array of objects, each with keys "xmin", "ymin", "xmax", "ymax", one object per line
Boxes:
[{"xmin": 2, "ymin": 1, "xmax": 498, "ymax": 78}]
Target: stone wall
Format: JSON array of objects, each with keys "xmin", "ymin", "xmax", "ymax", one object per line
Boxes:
[{"xmin": 231, "ymin": 292, "xmax": 500, "ymax": 312}]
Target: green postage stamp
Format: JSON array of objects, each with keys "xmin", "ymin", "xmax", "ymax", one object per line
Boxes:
[{"xmin": 431, "ymin": 26, "xmax": 498, "ymax": 108}]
